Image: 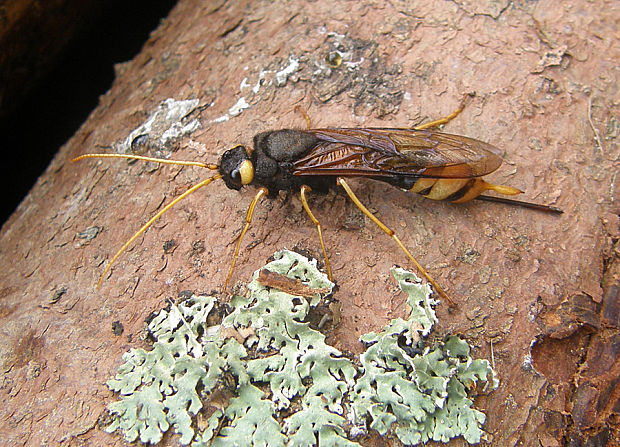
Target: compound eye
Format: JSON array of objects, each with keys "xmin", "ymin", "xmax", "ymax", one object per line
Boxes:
[{"xmin": 237, "ymin": 159, "xmax": 254, "ymax": 185}]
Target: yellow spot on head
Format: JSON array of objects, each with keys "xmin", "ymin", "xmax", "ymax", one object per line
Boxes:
[{"xmin": 239, "ymin": 159, "xmax": 254, "ymax": 185}]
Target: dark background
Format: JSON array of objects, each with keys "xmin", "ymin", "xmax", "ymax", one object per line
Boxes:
[{"xmin": 0, "ymin": 0, "xmax": 177, "ymax": 226}]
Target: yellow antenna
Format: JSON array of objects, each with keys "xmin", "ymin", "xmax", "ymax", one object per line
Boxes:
[
  {"xmin": 73, "ymin": 152, "xmax": 221, "ymax": 288},
  {"xmin": 72, "ymin": 153, "xmax": 218, "ymax": 170},
  {"xmin": 96, "ymin": 174, "xmax": 222, "ymax": 288}
]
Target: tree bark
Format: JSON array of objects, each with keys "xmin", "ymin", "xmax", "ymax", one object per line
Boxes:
[{"xmin": 1, "ymin": 0, "xmax": 618, "ymax": 445}]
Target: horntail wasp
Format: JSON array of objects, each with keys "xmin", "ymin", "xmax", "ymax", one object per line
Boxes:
[{"xmin": 73, "ymin": 95, "xmax": 561, "ymax": 305}]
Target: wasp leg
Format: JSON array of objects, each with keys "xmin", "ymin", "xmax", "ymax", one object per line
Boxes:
[
  {"xmin": 414, "ymin": 93, "xmax": 474, "ymax": 130},
  {"xmin": 225, "ymin": 187, "xmax": 269, "ymax": 288},
  {"xmin": 294, "ymin": 105, "xmax": 312, "ymax": 129},
  {"xmin": 300, "ymin": 185, "xmax": 333, "ymax": 281},
  {"xmin": 336, "ymin": 177, "xmax": 454, "ymax": 306},
  {"xmin": 96, "ymin": 174, "xmax": 223, "ymax": 288}
]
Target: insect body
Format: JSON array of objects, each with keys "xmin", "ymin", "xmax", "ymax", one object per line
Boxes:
[
  {"xmin": 73, "ymin": 103, "xmax": 561, "ymax": 304},
  {"xmin": 221, "ymin": 127, "xmax": 521, "ymax": 201}
]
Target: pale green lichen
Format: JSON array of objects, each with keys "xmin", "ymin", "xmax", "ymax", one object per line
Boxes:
[
  {"xmin": 350, "ymin": 268, "xmax": 498, "ymax": 445},
  {"xmin": 103, "ymin": 250, "xmax": 498, "ymax": 446}
]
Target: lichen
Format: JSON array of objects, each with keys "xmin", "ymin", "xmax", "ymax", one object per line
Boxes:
[
  {"xmin": 102, "ymin": 250, "xmax": 498, "ymax": 446},
  {"xmin": 119, "ymin": 98, "xmax": 201, "ymax": 154},
  {"xmin": 350, "ymin": 268, "xmax": 499, "ymax": 445}
]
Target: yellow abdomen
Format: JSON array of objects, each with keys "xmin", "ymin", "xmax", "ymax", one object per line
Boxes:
[{"xmin": 410, "ymin": 178, "xmax": 522, "ymax": 203}]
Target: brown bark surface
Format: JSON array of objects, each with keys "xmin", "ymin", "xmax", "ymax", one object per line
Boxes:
[{"xmin": 1, "ymin": 0, "xmax": 618, "ymax": 445}]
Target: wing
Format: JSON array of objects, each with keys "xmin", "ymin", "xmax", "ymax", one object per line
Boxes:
[{"xmin": 292, "ymin": 128, "xmax": 503, "ymax": 179}]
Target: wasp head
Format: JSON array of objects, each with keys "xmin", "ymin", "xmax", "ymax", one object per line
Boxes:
[{"xmin": 219, "ymin": 145, "xmax": 255, "ymax": 190}]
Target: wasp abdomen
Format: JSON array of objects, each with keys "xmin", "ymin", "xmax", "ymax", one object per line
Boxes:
[{"xmin": 410, "ymin": 178, "xmax": 522, "ymax": 203}]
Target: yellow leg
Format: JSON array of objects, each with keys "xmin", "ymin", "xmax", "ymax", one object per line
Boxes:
[
  {"xmin": 300, "ymin": 185, "xmax": 333, "ymax": 281},
  {"xmin": 97, "ymin": 174, "xmax": 223, "ymax": 288},
  {"xmin": 225, "ymin": 187, "xmax": 269, "ymax": 287},
  {"xmin": 294, "ymin": 105, "xmax": 312, "ymax": 129},
  {"xmin": 336, "ymin": 177, "xmax": 454, "ymax": 306},
  {"xmin": 414, "ymin": 93, "xmax": 474, "ymax": 130}
]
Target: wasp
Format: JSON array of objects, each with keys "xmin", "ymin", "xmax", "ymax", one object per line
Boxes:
[{"xmin": 73, "ymin": 97, "xmax": 561, "ymax": 304}]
